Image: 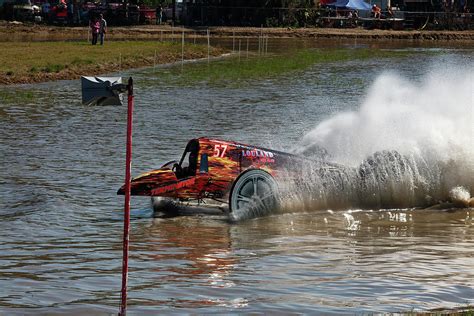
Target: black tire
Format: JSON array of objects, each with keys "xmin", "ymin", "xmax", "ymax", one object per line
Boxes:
[{"xmin": 229, "ymin": 169, "xmax": 279, "ymax": 222}]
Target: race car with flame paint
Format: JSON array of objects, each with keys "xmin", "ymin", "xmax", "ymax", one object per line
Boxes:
[
  {"xmin": 117, "ymin": 137, "xmax": 343, "ymax": 221},
  {"xmin": 117, "ymin": 137, "xmax": 293, "ymax": 220}
]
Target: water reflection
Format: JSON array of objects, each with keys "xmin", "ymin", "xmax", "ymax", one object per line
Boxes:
[
  {"xmin": 139, "ymin": 218, "xmax": 236, "ymax": 279},
  {"xmin": 125, "ymin": 217, "xmax": 241, "ymax": 309},
  {"xmin": 228, "ymin": 208, "xmax": 474, "ymax": 312}
]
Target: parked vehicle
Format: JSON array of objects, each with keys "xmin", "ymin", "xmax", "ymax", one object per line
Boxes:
[
  {"xmin": 125, "ymin": 0, "xmax": 139, "ymax": 24},
  {"xmin": 162, "ymin": 1, "xmax": 183, "ymax": 23},
  {"xmin": 139, "ymin": 4, "xmax": 154, "ymax": 24},
  {"xmin": 78, "ymin": 0, "xmax": 139, "ymax": 25},
  {"xmin": 103, "ymin": 0, "xmax": 128, "ymax": 25},
  {"xmin": 1, "ymin": 0, "xmax": 40, "ymax": 21},
  {"xmin": 48, "ymin": 0, "xmax": 67, "ymax": 24}
]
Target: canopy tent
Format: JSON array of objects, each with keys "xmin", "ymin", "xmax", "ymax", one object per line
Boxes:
[{"xmin": 325, "ymin": 0, "xmax": 372, "ymax": 10}]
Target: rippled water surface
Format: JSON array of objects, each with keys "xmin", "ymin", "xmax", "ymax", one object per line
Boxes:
[{"xmin": 0, "ymin": 40, "xmax": 473, "ymax": 314}]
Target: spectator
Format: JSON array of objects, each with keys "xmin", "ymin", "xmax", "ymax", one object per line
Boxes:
[
  {"xmin": 372, "ymin": 4, "xmax": 381, "ymax": 18},
  {"xmin": 99, "ymin": 14, "xmax": 107, "ymax": 45},
  {"xmin": 42, "ymin": 0, "xmax": 50, "ymax": 21},
  {"xmin": 90, "ymin": 16, "xmax": 100, "ymax": 45},
  {"xmin": 156, "ymin": 5, "xmax": 162, "ymax": 25}
]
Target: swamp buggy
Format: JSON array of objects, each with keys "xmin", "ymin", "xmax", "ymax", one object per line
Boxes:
[{"xmin": 117, "ymin": 137, "xmax": 433, "ymax": 221}]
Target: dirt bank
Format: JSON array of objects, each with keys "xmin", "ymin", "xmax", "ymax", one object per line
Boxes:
[{"xmin": 1, "ymin": 21, "xmax": 474, "ymax": 42}]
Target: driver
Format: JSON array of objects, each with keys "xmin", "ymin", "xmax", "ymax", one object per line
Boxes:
[{"xmin": 174, "ymin": 140, "xmax": 199, "ymax": 179}]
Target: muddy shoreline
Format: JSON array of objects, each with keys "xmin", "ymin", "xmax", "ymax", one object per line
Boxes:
[{"xmin": 1, "ymin": 21, "xmax": 474, "ymax": 42}]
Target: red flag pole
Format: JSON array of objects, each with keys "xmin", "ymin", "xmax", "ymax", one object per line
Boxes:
[{"xmin": 119, "ymin": 77, "xmax": 134, "ymax": 316}]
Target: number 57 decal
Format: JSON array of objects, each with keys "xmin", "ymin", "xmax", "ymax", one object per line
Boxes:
[{"xmin": 213, "ymin": 144, "xmax": 228, "ymax": 158}]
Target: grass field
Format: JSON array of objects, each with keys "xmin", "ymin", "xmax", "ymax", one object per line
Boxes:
[{"xmin": 0, "ymin": 40, "xmax": 224, "ymax": 85}]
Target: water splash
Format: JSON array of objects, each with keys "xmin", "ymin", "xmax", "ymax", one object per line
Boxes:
[
  {"xmin": 449, "ymin": 186, "xmax": 472, "ymax": 208},
  {"xmin": 288, "ymin": 68, "xmax": 473, "ymax": 210}
]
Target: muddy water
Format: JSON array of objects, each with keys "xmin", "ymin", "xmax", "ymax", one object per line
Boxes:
[{"xmin": 0, "ymin": 42, "xmax": 473, "ymax": 314}]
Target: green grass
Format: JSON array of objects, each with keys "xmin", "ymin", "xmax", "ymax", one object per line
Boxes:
[
  {"xmin": 159, "ymin": 48, "xmax": 413, "ymax": 87},
  {"xmin": 42, "ymin": 63, "xmax": 67, "ymax": 73},
  {"xmin": 0, "ymin": 41, "xmax": 222, "ymax": 77},
  {"xmin": 71, "ymin": 57, "xmax": 95, "ymax": 66}
]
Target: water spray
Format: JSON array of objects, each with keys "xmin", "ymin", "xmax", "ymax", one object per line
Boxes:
[{"xmin": 289, "ymin": 69, "xmax": 474, "ymax": 211}]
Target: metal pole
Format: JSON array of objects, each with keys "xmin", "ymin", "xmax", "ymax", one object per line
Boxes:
[
  {"xmin": 181, "ymin": 30, "xmax": 184, "ymax": 70},
  {"xmin": 265, "ymin": 36, "xmax": 268, "ymax": 55},
  {"xmin": 207, "ymin": 29, "xmax": 210, "ymax": 64},
  {"xmin": 258, "ymin": 36, "xmax": 260, "ymax": 55},
  {"xmin": 264, "ymin": 36, "xmax": 266, "ymax": 55},
  {"xmin": 119, "ymin": 77, "xmax": 134, "ymax": 316},
  {"xmin": 232, "ymin": 31, "xmax": 235, "ymax": 52},
  {"xmin": 238, "ymin": 39, "xmax": 241, "ymax": 62},
  {"xmin": 246, "ymin": 37, "xmax": 249, "ymax": 59}
]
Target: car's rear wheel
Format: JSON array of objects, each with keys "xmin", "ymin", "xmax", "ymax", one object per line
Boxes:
[{"xmin": 229, "ymin": 169, "xmax": 279, "ymax": 222}]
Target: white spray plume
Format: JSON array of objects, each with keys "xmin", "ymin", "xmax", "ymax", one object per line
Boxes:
[
  {"xmin": 287, "ymin": 68, "xmax": 474, "ymax": 210},
  {"xmin": 298, "ymin": 69, "xmax": 473, "ymax": 167}
]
